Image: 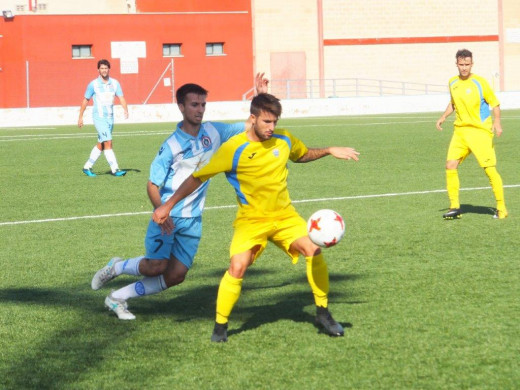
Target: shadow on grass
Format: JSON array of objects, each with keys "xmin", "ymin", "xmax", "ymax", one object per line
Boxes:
[
  {"xmin": 0, "ymin": 269, "xmax": 361, "ymax": 388},
  {"xmin": 0, "ymin": 287, "xmax": 139, "ymax": 389},
  {"xmin": 99, "ymin": 168, "xmax": 142, "ymax": 176},
  {"xmin": 227, "ymin": 290, "xmax": 356, "ymax": 339},
  {"xmin": 460, "ymin": 204, "xmax": 495, "ymax": 216},
  {"xmin": 225, "ymin": 270, "xmax": 363, "ymax": 338},
  {"xmin": 440, "ymin": 204, "xmax": 495, "ymax": 216}
]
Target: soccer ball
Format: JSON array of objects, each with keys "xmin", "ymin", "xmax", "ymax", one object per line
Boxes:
[{"xmin": 307, "ymin": 209, "xmax": 346, "ymax": 248}]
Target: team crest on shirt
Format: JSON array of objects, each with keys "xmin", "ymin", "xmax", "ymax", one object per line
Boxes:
[
  {"xmin": 201, "ymin": 135, "xmax": 212, "ymax": 150},
  {"xmin": 466, "ymin": 88, "xmax": 471, "ymax": 94},
  {"xmin": 273, "ymin": 149, "xmax": 280, "ymax": 157}
]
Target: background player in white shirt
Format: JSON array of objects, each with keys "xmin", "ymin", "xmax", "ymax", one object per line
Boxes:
[{"xmin": 78, "ymin": 59, "xmax": 129, "ymax": 177}]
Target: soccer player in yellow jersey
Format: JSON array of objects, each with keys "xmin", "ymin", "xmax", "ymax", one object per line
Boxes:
[
  {"xmin": 436, "ymin": 49, "xmax": 507, "ymax": 220},
  {"xmin": 153, "ymin": 93, "xmax": 360, "ymax": 342}
]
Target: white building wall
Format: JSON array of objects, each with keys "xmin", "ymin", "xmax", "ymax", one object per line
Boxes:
[
  {"xmin": 1, "ymin": 93, "xmax": 519, "ymax": 128},
  {"xmin": 322, "ymin": 0, "xmax": 501, "ymax": 89},
  {"xmin": 252, "ymin": 0, "xmax": 320, "ymax": 79}
]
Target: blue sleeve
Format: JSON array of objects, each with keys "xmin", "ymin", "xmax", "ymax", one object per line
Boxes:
[
  {"xmin": 212, "ymin": 122, "xmax": 246, "ymax": 143},
  {"xmin": 149, "ymin": 143, "xmax": 173, "ymax": 187},
  {"xmin": 84, "ymin": 81, "xmax": 95, "ymax": 100},
  {"xmin": 114, "ymin": 80, "xmax": 124, "ymax": 97}
]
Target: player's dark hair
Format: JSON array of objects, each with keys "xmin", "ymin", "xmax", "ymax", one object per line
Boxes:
[
  {"xmin": 97, "ymin": 59, "xmax": 111, "ymax": 69},
  {"xmin": 250, "ymin": 93, "xmax": 282, "ymax": 118},
  {"xmin": 176, "ymin": 83, "xmax": 208, "ymax": 105},
  {"xmin": 455, "ymin": 49, "xmax": 473, "ymax": 60}
]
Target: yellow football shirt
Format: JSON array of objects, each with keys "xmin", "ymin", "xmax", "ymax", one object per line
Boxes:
[
  {"xmin": 193, "ymin": 129, "xmax": 308, "ymax": 218},
  {"xmin": 449, "ymin": 74, "xmax": 500, "ymax": 133}
]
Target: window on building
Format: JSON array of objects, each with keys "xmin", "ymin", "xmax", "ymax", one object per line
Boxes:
[
  {"xmin": 206, "ymin": 43, "xmax": 224, "ymax": 56},
  {"xmin": 163, "ymin": 43, "xmax": 182, "ymax": 57},
  {"xmin": 16, "ymin": 5, "xmax": 25, "ymax": 11},
  {"xmin": 72, "ymin": 45, "xmax": 92, "ymax": 58},
  {"xmin": 37, "ymin": 3, "xmax": 47, "ymax": 11}
]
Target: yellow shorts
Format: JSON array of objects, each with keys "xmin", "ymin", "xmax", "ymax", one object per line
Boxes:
[
  {"xmin": 447, "ymin": 127, "xmax": 496, "ymax": 167},
  {"xmin": 230, "ymin": 211, "xmax": 308, "ymax": 264}
]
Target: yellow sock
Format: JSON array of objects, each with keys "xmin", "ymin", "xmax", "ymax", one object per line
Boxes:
[
  {"xmin": 215, "ymin": 271, "xmax": 243, "ymax": 324},
  {"xmin": 484, "ymin": 166, "xmax": 506, "ymax": 211},
  {"xmin": 446, "ymin": 169, "xmax": 460, "ymax": 209},
  {"xmin": 306, "ymin": 253, "xmax": 329, "ymax": 308}
]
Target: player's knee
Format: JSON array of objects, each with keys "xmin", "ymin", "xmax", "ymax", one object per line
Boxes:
[
  {"xmin": 295, "ymin": 236, "xmax": 321, "ymax": 257},
  {"xmin": 302, "ymin": 245, "xmax": 321, "ymax": 258},
  {"xmin": 446, "ymin": 161, "xmax": 458, "ymax": 170},
  {"xmin": 164, "ymin": 269, "xmax": 187, "ymax": 287},
  {"xmin": 140, "ymin": 259, "xmax": 168, "ymax": 276},
  {"xmin": 229, "ymin": 262, "xmax": 248, "ymax": 278}
]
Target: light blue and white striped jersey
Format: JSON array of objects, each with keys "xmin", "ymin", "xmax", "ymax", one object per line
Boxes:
[
  {"xmin": 149, "ymin": 121, "xmax": 246, "ymax": 218},
  {"xmin": 84, "ymin": 76, "xmax": 124, "ymax": 119}
]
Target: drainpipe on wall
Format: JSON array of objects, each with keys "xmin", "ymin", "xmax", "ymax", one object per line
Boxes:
[
  {"xmin": 28, "ymin": 0, "xmax": 38, "ymax": 12},
  {"xmin": 317, "ymin": 0, "xmax": 324, "ymax": 98}
]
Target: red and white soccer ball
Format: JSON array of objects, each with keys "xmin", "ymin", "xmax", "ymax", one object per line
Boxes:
[{"xmin": 307, "ymin": 209, "xmax": 346, "ymax": 248}]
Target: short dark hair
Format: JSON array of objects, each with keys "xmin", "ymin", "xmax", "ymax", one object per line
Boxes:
[
  {"xmin": 455, "ymin": 49, "xmax": 473, "ymax": 60},
  {"xmin": 250, "ymin": 93, "xmax": 282, "ymax": 118},
  {"xmin": 97, "ymin": 59, "xmax": 111, "ymax": 69},
  {"xmin": 176, "ymin": 83, "xmax": 208, "ymax": 105}
]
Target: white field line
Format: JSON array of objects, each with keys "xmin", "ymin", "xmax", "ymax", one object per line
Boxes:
[
  {"xmin": 0, "ymin": 130, "xmax": 174, "ymax": 142},
  {"xmin": 2, "ymin": 114, "xmax": 519, "ymax": 142},
  {"xmin": 1, "ymin": 184, "xmax": 518, "ymax": 227},
  {"xmin": 0, "ymin": 120, "xmax": 445, "ymax": 142}
]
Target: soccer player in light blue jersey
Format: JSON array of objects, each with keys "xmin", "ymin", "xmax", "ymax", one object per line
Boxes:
[
  {"xmin": 91, "ymin": 74, "xmax": 269, "ymax": 320},
  {"xmin": 78, "ymin": 59, "xmax": 129, "ymax": 177}
]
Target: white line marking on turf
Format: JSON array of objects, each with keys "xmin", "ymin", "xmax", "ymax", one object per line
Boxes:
[
  {"xmin": 0, "ymin": 127, "xmax": 58, "ymax": 131},
  {"xmin": 0, "ymin": 130, "xmax": 173, "ymax": 142},
  {"xmin": 2, "ymin": 114, "xmax": 518, "ymax": 142},
  {"xmin": 1, "ymin": 184, "xmax": 518, "ymax": 227}
]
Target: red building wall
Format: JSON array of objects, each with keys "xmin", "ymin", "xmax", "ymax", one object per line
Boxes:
[{"xmin": 0, "ymin": 10, "xmax": 253, "ymax": 108}]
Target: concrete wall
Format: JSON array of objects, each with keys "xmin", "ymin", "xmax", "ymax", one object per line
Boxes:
[
  {"xmin": 322, "ymin": 0, "xmax": 500, "ymax": 89},
  {"xmin": 1, "ymin": 93, "xmax": 519, "ymax": 128},
  {"xmin": 502, "ymin": 0, "xmax": 520, "ymax": 90},
  {"xmin": 252, "ymin": 0, "xmax": 520, "ymax": 92}
]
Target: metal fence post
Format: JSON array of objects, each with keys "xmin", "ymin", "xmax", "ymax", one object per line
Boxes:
[{"xmin": 171, "ymin": 58, "xmax": 175, "ymax": 103}]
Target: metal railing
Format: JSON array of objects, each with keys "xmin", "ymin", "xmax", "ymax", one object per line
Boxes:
[{"xmin": 243, "ymin": 78, "xmax": 448, "ymax": 100}]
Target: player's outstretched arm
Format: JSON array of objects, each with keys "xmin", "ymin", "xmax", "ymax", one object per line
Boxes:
[
  {"xmin": 152, "ymin": 174, "xmax": 203, "ymax": 233},
  {"xmin": 328, "ymin": 146, "xmax": 360, "ymax": 161},
  {"xmin": 297, "ymin": 147, "xmax": 360, "ymax": 163}
]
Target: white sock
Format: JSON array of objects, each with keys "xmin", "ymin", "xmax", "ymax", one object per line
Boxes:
[
  {"xmin": 84, "ymin": 146, "xmax": 102, "ymax": 169},
  {"xmin": 104, "ymin": 149, "xmax": 119, "ymax": 172},
  {"xmin": 112, "ymin": 275, "xmax": 167, "ymax": 300},
  {"xmin": 115, "ymin": 256, "xmax": 144, "ymax": 276}
]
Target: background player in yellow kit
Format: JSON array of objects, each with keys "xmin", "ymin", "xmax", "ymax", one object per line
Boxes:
[
  {"xmin": 436, "ymin": 49, "xmax": 507, "ymax": 220},
  {"xmin": 153, "ymin": 93, "xmax": 360, "ymax": 342}
]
